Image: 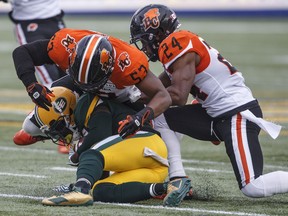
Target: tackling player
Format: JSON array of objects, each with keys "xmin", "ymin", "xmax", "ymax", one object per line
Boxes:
[
  {"xmin": 130, "ymin": 4, "xmax": 288, "ymax": 200},
  {"xmin": 12, "ymin": 28, "xmax": 171, "ymax": 141}
]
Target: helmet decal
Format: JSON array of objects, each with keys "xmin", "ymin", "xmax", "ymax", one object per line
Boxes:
[
  {"xmin": 61, "ymin": 34, "xmax": 77, "ymax": 54},
  {"xmin": 79, "ymin": 35, "xmax": 102, "ymax": 83},
  {"xmin": 53, "ymin": 97, "xmax": 68, "ymax": 114},
  {"xmin": 117, "ymin": 52, "xmax": 131, "ymax": 71},
  {"xmin": 100, "ymin": 48, "xmax": 113, "ymax": 74},
  {"xmin": 143, "ymin": 8, "xmax": 160, "ymax": 31},
  {"xmin": 68, "ymin": 34, "xmax": 114, "ymax": 93}
]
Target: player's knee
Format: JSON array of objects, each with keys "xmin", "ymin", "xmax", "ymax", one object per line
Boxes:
[
  {"xmin": 241, "ymin": 176, "xmax": 265, "ymax": 198},
  {"xmin": 79, "ymin": 149, "xmax": 104, "ymax": 166}
]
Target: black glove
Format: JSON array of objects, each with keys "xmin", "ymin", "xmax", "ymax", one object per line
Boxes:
[
  {"xmin": 118, "ymin": 107, "xmax": 154, "ymax": 139},
  {"xmin": 26, "ymin": 83, "xmax": 54, "ymax": 111},
  {"xmin": 0, "ymin": 0, "xmax": 8, "ymax": 3}
]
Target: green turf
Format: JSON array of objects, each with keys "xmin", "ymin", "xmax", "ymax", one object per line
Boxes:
[{"xmin": 0, "ymin": 15, "xmax": 287, "ymax": 216}]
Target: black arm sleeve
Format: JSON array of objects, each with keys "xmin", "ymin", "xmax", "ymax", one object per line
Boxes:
[
  {"xmin": 12, "ymin": 39, "xmax": 54, "ymax": 87},
  {"xmin": 76, "ymin": 106, "xmax": 113, "ymax": 155}
]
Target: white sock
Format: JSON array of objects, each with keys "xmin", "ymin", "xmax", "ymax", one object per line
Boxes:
[
  {"xmin": 154, "ymin": 114, "xmax": 186, "ymax": 179},
  {"xmin": 241, "ymin": 171, "xmax": 288, "ymax": 197}
]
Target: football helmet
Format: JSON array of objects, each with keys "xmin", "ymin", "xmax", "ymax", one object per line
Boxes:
[
  {"xmin": 130, "ymin": 4, "xmax": 180, "ymax": 62},
  {"xmin": 34, "ymin": 86, "xmax": 80, "ymax": 145},
  {"xmin": 68, "ymin": 34, "xmax": 115, "ymax": 94}
]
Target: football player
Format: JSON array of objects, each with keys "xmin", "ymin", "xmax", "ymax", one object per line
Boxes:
[
  {"xmin": 13, "ymin": 75, "xmax": 83, "ymax": 153},
  {"xmin": 3, "ymin": 0, "xmax": 66, "ymax": 86},
  {"xmin": 130, "ymin": 4, "xmax": 288, "ymax": 199},
  {"xmin": 12, "ymin": 28, "xmax": 171, "ymax": 142},
  {"xmin": 40, "ymin": 90, "xmax": 188, "ymax": 207}
]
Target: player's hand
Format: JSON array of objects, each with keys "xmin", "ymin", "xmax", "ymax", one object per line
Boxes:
[
  {"xmin": 26, "ymin": 83, "xmax": 55, "ymax": 111},
  {"xmin": 118, "ymin": 107, "xmax": 154, "ymax": 139}
]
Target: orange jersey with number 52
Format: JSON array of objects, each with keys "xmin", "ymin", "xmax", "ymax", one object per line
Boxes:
[{"xmin": 47, "ymin": 28, "xmax": 149, "ymax": 89}]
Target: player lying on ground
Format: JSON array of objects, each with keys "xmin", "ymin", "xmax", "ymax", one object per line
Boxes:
[{"xmin": 39, "ymin": 88, "xmax": 190, "ymax": 207}]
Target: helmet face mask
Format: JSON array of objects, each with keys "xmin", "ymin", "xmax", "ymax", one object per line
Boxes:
[
  {"xmin": 35, "ymin": 87, "xmax": 80, "ymax": 146},
  {"xmin": 130, "ymin": 4, "xmax": 180, "ymax": 62},
  {"xmin": 40, "ymin": 115, "xmax": 79, "ymax": 145},
  {"xmin": 68, "ymin": 35, "xmax": 115, "ymax": 93}
]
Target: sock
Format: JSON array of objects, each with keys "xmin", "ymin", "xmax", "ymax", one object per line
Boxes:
[
  {"xmin": 149, "ymin": 183, "xmax": 165, "ymax": 197},
  {"xmin": 93, "ymin": 182, "xmax": 152, "ymax": 203},
  {"xmin": 75, "ymin": 178, "xmax": 91, "ymax": 194}
]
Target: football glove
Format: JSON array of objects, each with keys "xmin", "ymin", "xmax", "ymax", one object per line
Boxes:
[
  {"xmin": 26, "ymin": 82, "xmax": 54, "ymax": 111},
  {"xmin": 118, "ymin": 107, "xmax": 154, "ymax": 139}
]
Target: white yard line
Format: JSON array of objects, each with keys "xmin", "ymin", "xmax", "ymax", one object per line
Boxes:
[
  {"xmin": 0, "ymin": 146, "xmax": 56, "ymax": 154},
  {"xmin": 1, "ymin": 146, "xmax": 286, "ymax": 171},
  {"xmin": 0, "ymin": 193, "xmax": 270, "ymax": 216},
  {"xmin": 49, "ymin": 167, "xmax": 77, "ymax": 172},
  {"xmin": 0, "ymin": 172, "xmax": 46, "ymax": 178}
]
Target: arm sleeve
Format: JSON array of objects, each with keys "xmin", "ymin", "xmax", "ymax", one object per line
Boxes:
[
  {"xmin": 12, "ymin": 39, "xmax": 54, "ymax": 87},
  {"xmin": 76, "ymin": 108, "xmax": 113, "ymax": 155}
]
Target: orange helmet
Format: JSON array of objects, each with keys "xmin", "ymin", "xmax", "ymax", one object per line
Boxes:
[{"xmin": 34, "ymin": 86, "xmax": 80, "ymax": 145}]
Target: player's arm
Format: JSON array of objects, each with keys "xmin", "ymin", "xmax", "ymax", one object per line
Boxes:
[
  {"xmin": 13, "ymin": 39, "xmax": 53, "ymax": 87},
  {"xmin": 136, "ymin": 70, "xmax": 171, "ymax": 117},
  {"xmin": 158, "ymin": 71, "xmax": 172, "ymax": 88},
  {"xmin": 118, "ymin": 70, "xmax": 171, "ymax": 139},
  {"xmin": 167, "ymin": 52, "xmax": 197, "ymax": 106},
  {"xmin": 12, "ymin": 39, "xmax": 55, "ymax": 110},
  {"xmin": 73, "ymin": 104, "xmax": 113, "ymax": 160}
]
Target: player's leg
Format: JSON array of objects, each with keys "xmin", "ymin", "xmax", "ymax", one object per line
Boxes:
[
  {"xmin": 218, "ymin": 105, "xmax": 288, "ymax": 197},
  {"xmin": 92, "ymin": 167, "xmax": 168, "ymax": 203},
  {"xmin": 13, "ymin": 111, "xmax": 48, "ymax": 145},
  {"xmin": 42, "ymin": 132, "xmax": 168, "ymax": 206},
  {"xmin": 154, "ymin": 114, "xmax": 186, "ymax": 180}
]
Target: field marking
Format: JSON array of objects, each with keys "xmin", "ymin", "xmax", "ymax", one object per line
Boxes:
[
  {"xmin": 49, "ymin": 167, "xmax": 77, "ymax": 172},
  {"xmin": 184, "ymin": 167, "xmax": 233, "ymax": 174},
  {"xmin": 100, "ymin": 202, "xmax": 270, "ymax": 216},
  {"xmin": 0, "ymin": 194, "xmax": 45, "ymax": 200},
  {"xmin": 0, "ymin": 193, "xmax": 270, "ymax": 216},
  {"xmin": 0, "ymin": 146, "xmax": 286, "ymax": 171},
  {"xmin": 183, "ymin": 159, "xmax": 288, "ymax": 171},
  {"xmin": 0, "ymin": 146, "xmax": 57, "ymax": 154},
  {"xmin": 0, "ymin": 172, "xmax": 46, "ymax": 178}
]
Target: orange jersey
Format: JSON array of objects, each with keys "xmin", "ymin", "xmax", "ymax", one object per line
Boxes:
[
  {"xmin": 47, "ymin": 28, "xmax": 149, "ymax": 89},
  {"xmin": 158, "ymin": 30, "xmax": 255, "ymax": 117},
  {"xmin": 158, "ymin": 30, "xmax": 210, "ymax": 74}
]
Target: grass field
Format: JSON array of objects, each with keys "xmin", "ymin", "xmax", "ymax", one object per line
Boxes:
[{"xmin": 0, "ymin": 15, "xmax": 288, "ymax": 216}]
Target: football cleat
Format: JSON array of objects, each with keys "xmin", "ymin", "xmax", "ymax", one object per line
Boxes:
[
  {"xmin": 52, "ymin": 183, "xmax": 75, "ymax": 193},
  {"xmin": 163, "ymin": 177, "xmax": 192, "ymax": 207},
  {"xmin": 42, "ymin": 186, "xmax": 93, "ymax": 206},
  {"xmin": 154, "ymin": 186, "xmax": 193, "ymax": 200},
  {"xmin": 13, "ymin": 129, "xmax": 46, "ymax": 145}
]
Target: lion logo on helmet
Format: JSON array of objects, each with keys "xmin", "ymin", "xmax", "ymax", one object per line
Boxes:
[
  {"xmin": 117, "ymin": 52, "xmax": 131, "ymax": 71},
  {"xmin": 100, "ymin": 48, "xmax": 113, "ymax": 74},
  {"xmin": 142, "ymin": 8, "xmax": 160, "ymax": 31}
]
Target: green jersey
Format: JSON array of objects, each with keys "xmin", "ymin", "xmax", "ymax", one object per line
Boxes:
[{"xmin": 74, "ymin": 93, "xmax": 138, "ymax": 154}]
